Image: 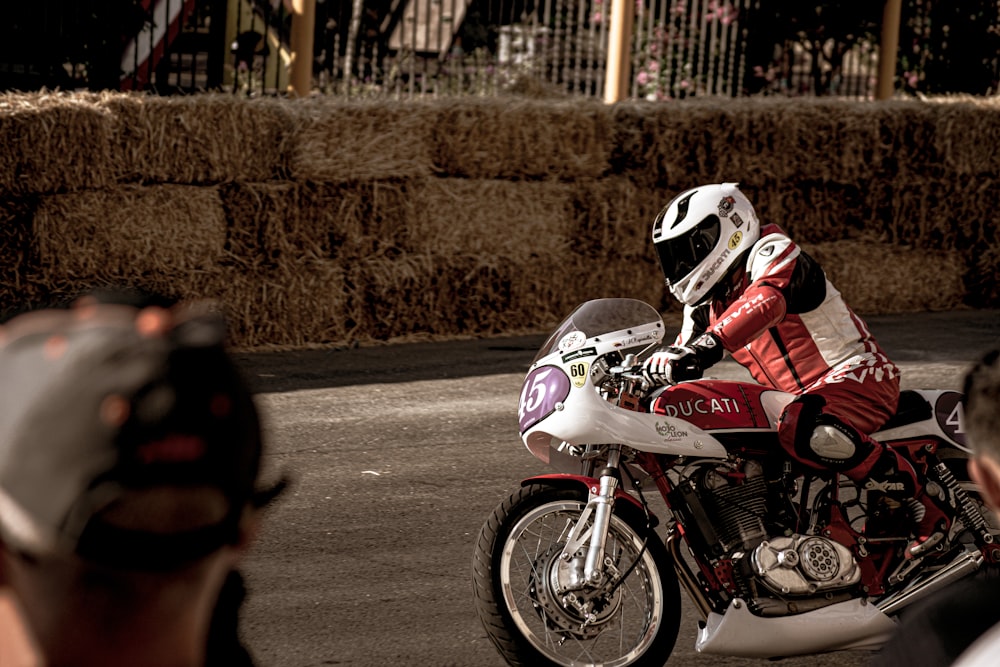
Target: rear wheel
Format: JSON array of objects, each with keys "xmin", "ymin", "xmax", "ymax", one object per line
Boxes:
[{"xmin": 472, "ymin": 483, "xmax": 681, "ymax": 667}]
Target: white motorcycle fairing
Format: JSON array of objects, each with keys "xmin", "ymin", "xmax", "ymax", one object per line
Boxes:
[
  {"xmin": 518, "ymin": 298, "xmax": 728, "ymax": 464},
  {"xmin": 696, "ymin": 598, "xmax": 897, "ymax": 658},
  {"xmin": 873, "ymin": 388, "xmax": 969, "ymax": 451},
  {"xmin": 522, "ymin": 369, "xmax": 729, "ymax": 462}
]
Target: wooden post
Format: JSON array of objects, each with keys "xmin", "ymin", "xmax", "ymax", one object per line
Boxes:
[
  {"xmin": 604, "ymin": 0, "xmax": 635, "ymax": 104},
  {"xmin": 876, "ymin": 0, "xmax": 902, "ymax": 100},
  {"xmin": 288, "ymin": 0, "xmax": 316, "ymax": 96}
]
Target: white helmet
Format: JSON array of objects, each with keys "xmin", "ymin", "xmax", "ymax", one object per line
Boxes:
[{"xmin": 651, "ymin": 182, "xmax": 760, "ymax": 306}]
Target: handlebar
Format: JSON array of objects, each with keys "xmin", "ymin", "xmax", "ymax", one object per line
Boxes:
[
  {"xmin": 608, "ymin": 364, "xmax": 647, "ymax": 383},
  {"xmin": 608, "ymin": 354, "xmax": 655, "ymax": 390}
]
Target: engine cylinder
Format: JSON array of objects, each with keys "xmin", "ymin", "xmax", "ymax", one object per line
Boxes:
[{"xmin": 698, "ymin": 463, "xmax": 768, "ymax": 554}]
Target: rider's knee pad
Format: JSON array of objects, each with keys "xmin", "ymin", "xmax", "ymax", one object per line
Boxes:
[
  {"xmin": 810, "ymin": 423, "xmax": 858, "ymax": 461},
  {"xmin": 805, "ymin": 416, "xmax": 873, "ymax": 472},
  {"xmin": 782, "ymin": 395, "xmax": 873, "ymax": 472}
]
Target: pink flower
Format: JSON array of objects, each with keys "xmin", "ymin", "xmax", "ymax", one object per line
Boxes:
[
  {"xmin": 637, "ymin": 71, "xmax": 650, "ymax": 86},
  {"xmin": 705, "ymin": 1, "xmax": 736, "ymax": 24},
  {"xmin": 753, "ymin": 65, "xmax": 775, "ymax": 82}
]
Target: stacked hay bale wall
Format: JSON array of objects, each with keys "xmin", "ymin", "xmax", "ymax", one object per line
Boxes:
[{"xmin": 0, "ymin": 92, "xmax": 996, "ymax": 350}]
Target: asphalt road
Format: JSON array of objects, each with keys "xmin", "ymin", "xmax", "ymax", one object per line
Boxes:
[{"xmin": 234, "ymin": 309, "xmax": 1000, "ymax": 667}]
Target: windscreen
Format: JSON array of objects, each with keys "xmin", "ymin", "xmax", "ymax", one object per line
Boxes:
[{"xmin": 532, "ymin": 299, "xmax": 663, "ymax": 363}]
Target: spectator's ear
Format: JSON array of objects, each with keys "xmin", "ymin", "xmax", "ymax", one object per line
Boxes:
[{"xmin": 968, "ymin": 455, "xmax": 1000, "ymax": 512}]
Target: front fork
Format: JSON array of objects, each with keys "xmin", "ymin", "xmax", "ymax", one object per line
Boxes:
[{"xmin": 559, "ymin": 445, "xmax": 623, "ymax": 586}]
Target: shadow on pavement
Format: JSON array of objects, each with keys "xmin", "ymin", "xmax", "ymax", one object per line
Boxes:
[{"xmin": 233, "ymin": 309, "xmax": 1000, "ymax": 394}]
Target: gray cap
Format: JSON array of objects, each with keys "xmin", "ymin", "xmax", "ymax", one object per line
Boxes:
[{"xmin": 0, "ymin": 300, "xmax": 263, "ymax": 569}]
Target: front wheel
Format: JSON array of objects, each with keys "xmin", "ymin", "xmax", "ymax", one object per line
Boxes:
[{"xmin": 472, "ymin": 483, "xmax": 681, "ymax": 667}]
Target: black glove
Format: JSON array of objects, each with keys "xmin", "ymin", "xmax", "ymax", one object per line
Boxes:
[{"xmin": 643, "ymin": 332, "xmax": 724, "ymax": 385}]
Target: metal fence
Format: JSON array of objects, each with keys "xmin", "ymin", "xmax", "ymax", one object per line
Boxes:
[
  {"xmin": 1, "ymin": 0, "xmax": 997, "ymax": 100},
  {"xmin": 230, "ymin": 0, "xmax": 883, "ymax": 99}
]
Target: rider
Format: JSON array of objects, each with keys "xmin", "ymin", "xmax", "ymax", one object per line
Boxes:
[{"xmin": 641, "ymin": 182, "xmax": 948, "ymax": 559}]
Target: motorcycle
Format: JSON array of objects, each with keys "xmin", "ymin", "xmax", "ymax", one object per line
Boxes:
[{"xmin": 472, "ymin": 297, "xmax": 999, "ymax": 667}]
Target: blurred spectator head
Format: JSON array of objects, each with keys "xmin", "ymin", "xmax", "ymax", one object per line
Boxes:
[
  {"xmin": 0, "ymin": 294, "xmax": 278, "ymax": 665},
  {"xmin": 964, "ymin": 349, "xmax": 1000, "ymax": 509}
]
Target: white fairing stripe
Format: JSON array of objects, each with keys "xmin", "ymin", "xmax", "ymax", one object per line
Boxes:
[{"xmin": 798, "ymin": 279, "xmax": 870, "ymax": 368}]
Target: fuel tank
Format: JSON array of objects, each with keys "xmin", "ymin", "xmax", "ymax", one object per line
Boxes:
[{"xmin": 650, "ymin": 380, "xmax": 795, "ymax": 432}]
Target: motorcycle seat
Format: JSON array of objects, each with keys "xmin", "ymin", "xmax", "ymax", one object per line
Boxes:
[{"xmin": 877, "ymin": 390, "xmax": 933, "ymax": 432}]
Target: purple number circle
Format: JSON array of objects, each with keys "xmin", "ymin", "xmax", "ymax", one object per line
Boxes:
[{"xmin": 518, "ymin": 366, "xmax": 571, "ymax": 434}]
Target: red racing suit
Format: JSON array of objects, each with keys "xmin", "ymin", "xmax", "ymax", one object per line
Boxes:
[{"xmin": 676, "ymin": 223, "xmax": 901, "ymax": 479}]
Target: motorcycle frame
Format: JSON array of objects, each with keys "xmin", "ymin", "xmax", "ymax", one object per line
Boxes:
[{"xmin": 522, "ymin": 436, "xmax": 996, "ymax": 621}]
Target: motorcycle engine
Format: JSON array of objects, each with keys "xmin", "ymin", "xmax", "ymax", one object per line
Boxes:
[
  {"xmin": 683, "ymin": 459, "xmax": 861, "ymax": 599},
  {"xmin": 751, "ymin": 534, "xmax": 861, "ymax": 596},
  {"xmin": 684, "ymin": 460, "xmax": 769, "ymax": 555}
]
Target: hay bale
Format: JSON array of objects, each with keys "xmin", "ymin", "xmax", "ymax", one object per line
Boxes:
[
  {"xmin": 98, "ymin": 93, "xmax": 294, "ymax": 184},
  {"xmin": 199, "ymin": 260, "xmax": 352, "ymax": 350},
  {"xmin": 0, "ymin": 199, "xmax": 38, "ymax": 318},
  {"xmin": 298, "ymin": 179, "xmax": 414, "ymax": 258},
  {"xmin": 406, "ymin": 178, "xmax": 575, "ymax": 254},
  {"xmin": 738, "ymin": 178, "xmax": 878, "ymax": 245},
  {"xmin": 219, "ymin": 180, "xmax": 315, "ymax": 268},
  {"xmin": 866, "ymin": 177, "xmax": 1000, "ymax": 251},
  {"xmin": 341, "ymin": 251, "xmax": 584, "ymax": 342},
  {"xmin": 344, "ymin": 252, "xmax": 461, "ymax": 341},
  {"xmin": 289, "ymin": 98, "xmax": 437, "ymax": 182},
  {"xmin": 610, "ymin": 97, "xmax": 824, "ymax": 188},
  {"xmin": 3, "ymin": 93, "xmax": 997, "ymax": 348},
  {"xmin": 0, "ymin": 92, "xmax": 117, "ymax": 196},
  {"xmin": 428, "ymin": 97, "xmax": 614, "ymax": 180},
  {"xmin": 31, "ymin": 185, "xmax": 226, "ymax": 286},
  {"xmin": 802, "ymin": 240, "xmax": 966, "ymax": 314},
  {"xmin": 571, "ymin": 176, "xmax": 661, "ymax": 255},
  {"xmin": 609, "ymin": 97, "xmax": 961, "ymax": 191},
  {"xmin": 924, "ymin": 96, "xmax": 1000, "ymax": 177},
  {"xmin": 565, "ymin": 176, "xmax": 674, "ymax": 310},
  {"xmin": 964, "ymin": 243, "xmax": 1000, "ymax": 308},
  {"xmin": 294, "ymin": 178, "xmax": 586, "ymax": 342}
]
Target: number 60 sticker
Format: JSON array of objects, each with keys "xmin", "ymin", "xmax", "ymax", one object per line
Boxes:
[
  {"xmin": 568, "ymin": 361, "xmax": 590, "ymax": 388},
  {"xmin": 518, "ymin": 366, "xmax": 571, "ymax": 435}
]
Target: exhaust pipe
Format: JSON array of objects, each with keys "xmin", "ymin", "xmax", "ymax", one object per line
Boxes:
[
  {"xmin": 877, "ymin": 550, "xmax": 983, "ymax": 616},
  {"xmin": 666, "ymin": 529, "xmax": 713, "ymax": 619}
]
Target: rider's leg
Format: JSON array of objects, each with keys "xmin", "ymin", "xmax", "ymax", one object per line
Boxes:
[
  {"xmin": 857, "ymin": 443, "xmax": 950, "ymax": 558},
  {"xmin": 777, "ymin": 383, "xmax": 949, "ymax": 559}
]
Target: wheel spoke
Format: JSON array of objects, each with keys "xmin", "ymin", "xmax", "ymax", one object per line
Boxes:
[{"xmin": 499, "ymin": 500, "xmax": 663, "ymax": 666}]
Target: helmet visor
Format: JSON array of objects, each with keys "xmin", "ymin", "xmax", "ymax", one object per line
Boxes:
[{"xmin": 655, "ymin": 215, "xmax": 721, "ymax": 284}]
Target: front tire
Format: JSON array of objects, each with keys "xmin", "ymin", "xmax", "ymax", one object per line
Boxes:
[{"xmin": 472, "ymin": 483, "xmax": 681, "ymax": 667}]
